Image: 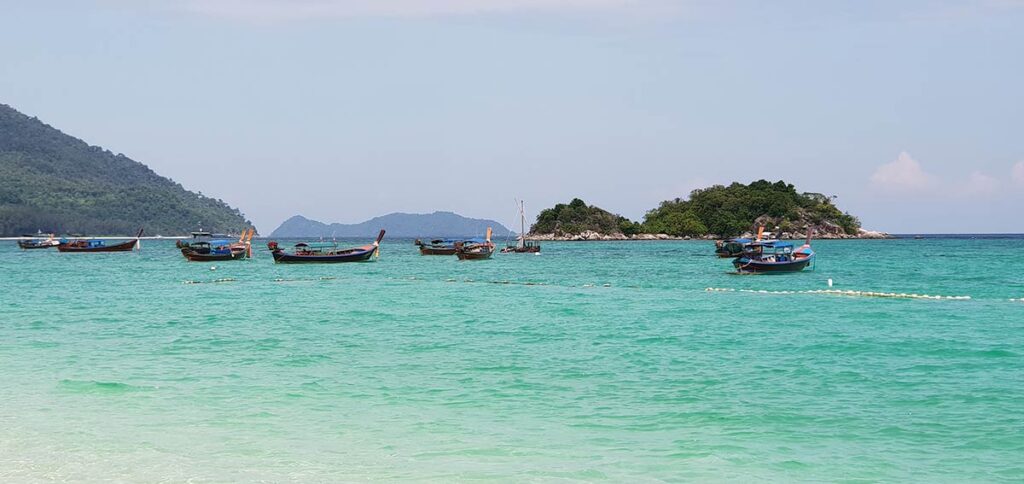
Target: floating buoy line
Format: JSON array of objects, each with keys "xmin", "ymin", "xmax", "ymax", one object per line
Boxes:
[
  {"xmin": 705, "ymin": 287, "xmax": 971, "ymax": 301},
  {"xmin": 183, "ymin": 278, "xmax": 236, "ymax": 284}
]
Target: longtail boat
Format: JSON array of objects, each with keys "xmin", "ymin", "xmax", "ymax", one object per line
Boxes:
[
  {"xmin": 714, "ymin": 238, "xmax": 751, "ymax": 258},
  {"xmin": 501, "ymin": 200, "xmax": 540, "ymax": 254},
  {"xmin": 57, "ymin": 229, "xmax": 143, "ymax": 253},
  {"xmin": 456, "ymin": 227, "xmax": 495, "ymax": 260},
  {"xmin": 18, "ymin": 233, "xmax": 60, "ymax": 250},
  {"xmin": 415, "ymin": 239, "xmax": 459, "ymax": 256},
  {"xmin": 268, "ymin": 230, "xmax": 385, "ymax": 264},
  {"xmin": 733, "ymin": 229, "xmax": 814, "ymax": 274},
  {"xmin": 181, "ymin": 228, "xmax": 255, "ymax": 262}
]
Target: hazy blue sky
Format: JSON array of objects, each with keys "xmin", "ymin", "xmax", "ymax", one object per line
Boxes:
[{"xmin": 2, "ymin": 0, "xmax": 1022, "ymax": 233}]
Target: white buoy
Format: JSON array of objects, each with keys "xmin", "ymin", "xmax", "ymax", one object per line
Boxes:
[
  {"xmin": 827, "ymin": 278, "xmax": 833, "ymax": 287},
  {"xmin": 210, "ymin": 266, "xmax": 217, "ymax": 271}
]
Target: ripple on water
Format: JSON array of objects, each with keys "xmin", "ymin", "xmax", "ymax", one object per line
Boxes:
[{"xmin": 57, "ymin": 380, "xmax": 158, "ymax": 394}]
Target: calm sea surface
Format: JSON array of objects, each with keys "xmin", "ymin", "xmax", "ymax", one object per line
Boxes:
[{"xmin": 1, "ymin": 238, "xmax": 1022, "ymax": 482}]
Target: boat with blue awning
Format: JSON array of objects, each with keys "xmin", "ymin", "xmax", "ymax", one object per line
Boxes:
[
  {"xmin": 180, "ymin": 229, "xmax": 255, "ymax": 261},
  {"xmin": 732, "ymin": 231, "xmax": 815, "ymax": 274}
]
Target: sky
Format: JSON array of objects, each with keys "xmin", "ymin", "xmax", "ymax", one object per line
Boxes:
[{"xmin": 1, "ymin": 0, "xmax": 1022, "ymax": 233}]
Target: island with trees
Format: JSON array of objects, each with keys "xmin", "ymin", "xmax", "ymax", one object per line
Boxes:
[{"xmin": 529, "ymin": 181, "xmax": 887, "ymax": 240}]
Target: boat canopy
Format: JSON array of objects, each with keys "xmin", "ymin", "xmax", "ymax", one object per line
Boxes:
[
  {"xmin": 746, "ymin": 239, "xmax": 785, "ymax": 247},
  {"xmin": 429, "ymin": 237, "xmax": 487, "ymax": 244},
  {"xmin": 294, "ymin": 242, "xmax": 345, "ymax": 249}
]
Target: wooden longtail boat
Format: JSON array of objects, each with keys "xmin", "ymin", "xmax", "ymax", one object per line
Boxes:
[
  {"xmin": 18, "ymin": 234, "xmax": 60, "ymax": 250},
  {"xmin": 733, "ymin": 229, "xmax": 815, "ymax": 274},
  {"xmin": 501, "ymin": 200, "xmax": 540, "ymax": 254},
  {"xmin": 181, "ymin": 228, "xmax": 255, "ymax": 262},
  {"xmin": 57, "ymin": 229, "xmax": 143, "ymax": 253},
  {"xmin": 714, "ymin": 238, "xmax": 751, "ymax": 258},
  {"xmin": 415, "ymin": 239, "xmax": 459, "ymax": 256},
  {"xmin": 268, "ymin": 230, "xmax": 385, "ymax": 264},
  {"xmin": 456, "ymin": 228, "xmax": 495, "ymax": 260}
]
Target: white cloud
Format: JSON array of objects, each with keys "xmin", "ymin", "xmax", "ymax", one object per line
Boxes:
[
  {"xmin": 1013, "ymin": 161, "xmax": 1024, "ymax": 186},
  {"xmin": 962, "ymin": 171, "xmax": 999, "ymax": 195},
  {"xmin": 870, "ymin": 151, "xmax": 934, "ymax": 191},
  {"xmin": 175, "ymin": 0, "xmax": 655, "ymax": 20}
]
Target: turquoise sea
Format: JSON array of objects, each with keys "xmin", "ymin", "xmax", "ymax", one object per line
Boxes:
[{"xmin": 1, "ymin": 238, "xmax": 1022, "ymax": 482}]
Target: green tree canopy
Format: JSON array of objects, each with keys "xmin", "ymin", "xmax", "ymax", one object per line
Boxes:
[
  {"xmin": 642, "ymin": 180, "xmax": 860, "ymax": 237},
  {"xmin": 531, "ymin": 198, "xmax": 634, "ymax": 235}
]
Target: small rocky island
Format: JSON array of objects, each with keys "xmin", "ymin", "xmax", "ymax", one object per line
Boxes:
[{"xmin": 529, "ymin": 181, "xmax": 889, "ymax": 241}]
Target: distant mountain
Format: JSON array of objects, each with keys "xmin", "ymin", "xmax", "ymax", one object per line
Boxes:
[
  {"xmin": 0, "ymin": 104, "xmax": 252, "ymax": 235},
  {"xmin": 271, "ymin": 211, "xmax": 511, "ymax": 238}
]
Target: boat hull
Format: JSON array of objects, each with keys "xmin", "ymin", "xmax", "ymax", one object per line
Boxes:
[
  {"xmin": 18, "ymin": 241, "xmax": 57, "ymax": 249},
  {"xmin": 57, "ymin": 240, "xmax": 138, "ymax": 252},
  {"xmin": 456, "ymin": 246, "xmax": 495, "ymax": 260},
  {"xmin": 419, "ymin": 246, "xmax": 457, "ymax": 256},
  {"xmin": 733, "ymin": 256, "xmax": 812, "ymax": 273},
  {"xmin": 271, "ymin": 247, "xmax": 375, "ymax": 263},
  {"xmin": 184, "ymin": 250, "xmax": 248, "ymax": 262},
  {"xmin": 501, "ymin": 246, "xmax": 540, "ymax": 253}
]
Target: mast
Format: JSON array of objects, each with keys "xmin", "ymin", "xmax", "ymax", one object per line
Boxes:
[{"xmin": 519, "ymin": 200, "xmax": 526, "ymax": 249}]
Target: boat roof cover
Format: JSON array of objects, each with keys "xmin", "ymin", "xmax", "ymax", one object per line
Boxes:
[
  {"xmin": 748, "ymin": 240, "xmax": 790, "ymax": 248},
  {"xmin": 431, "ymin": 237, "xmax": 486, "ymax": 244},
  {"xmin": 295, "ymin": 242, "xmax": 345, "ymax": 248}
]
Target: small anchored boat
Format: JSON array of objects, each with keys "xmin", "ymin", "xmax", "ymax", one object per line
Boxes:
[
  {"xmin": 456, "ymin": 228, "xmax": 495, "ymax": 260},
  {"xmin": 181, "ymin": 228, "xmax": 255, "ymax": 262},
  {"xmin": 714, "ymin": 238, "xmax": 752, "ymax": 258},
  {"xmin": 268, "ymin": 230, "xmax": 385, "ymax": 264},
  {"xmin": 415, "ymin": 239, "xmax": 460, "ymax": 256},
  {"xmin": 18, "ymin": 233, "xmax": 60, "ymax": 250},
  {"xmin": 733, "ymin": 230, "xmax": 815, "ymax": 274},
  {"xmin": 57, "ymin": 229, "xmax": 143, "ymax": 253},
  {"xmin": 501, "ymin": 200, "xmax": 540, "ymax": 254}
]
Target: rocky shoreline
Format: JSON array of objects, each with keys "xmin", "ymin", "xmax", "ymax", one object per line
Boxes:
[{"xmin": 528, "ymin": 228, "xmax": 891, "ymax": 241}]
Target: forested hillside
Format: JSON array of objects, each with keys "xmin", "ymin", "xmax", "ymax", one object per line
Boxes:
[{"xmin": 0, "ymin": 104, "xmax": 251, "ymax": 235}]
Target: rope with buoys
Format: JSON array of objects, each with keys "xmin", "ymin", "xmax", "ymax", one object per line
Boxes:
[{"xmin": 705, "ymin": 287, "xmax": 971, "ymax": 301}]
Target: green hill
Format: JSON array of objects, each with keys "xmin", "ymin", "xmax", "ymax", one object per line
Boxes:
[
  {"xmin": 529, "ymin": 198, "xmax": 638, "ymax": 236},
  {"xmin": 0, "ymin": 104, "xmax": 251, "ymax": 235},
  {"xmin": 642, "ymin": 180, "xmax": 860, "ymax": 237}
]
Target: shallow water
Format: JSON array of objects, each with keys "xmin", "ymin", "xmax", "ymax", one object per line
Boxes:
[{"xmin": 1, "ymin": 238, "xmax": 1022, "ymax": 481}]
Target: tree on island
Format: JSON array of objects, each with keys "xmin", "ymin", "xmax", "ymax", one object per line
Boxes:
[
  {"xmin": 531, "ymin": 198, "xmax": 637, "ymax": 236},
  {"xmin": 642, "ymin": 180, "xmax": 860, "ymax": 237}
]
